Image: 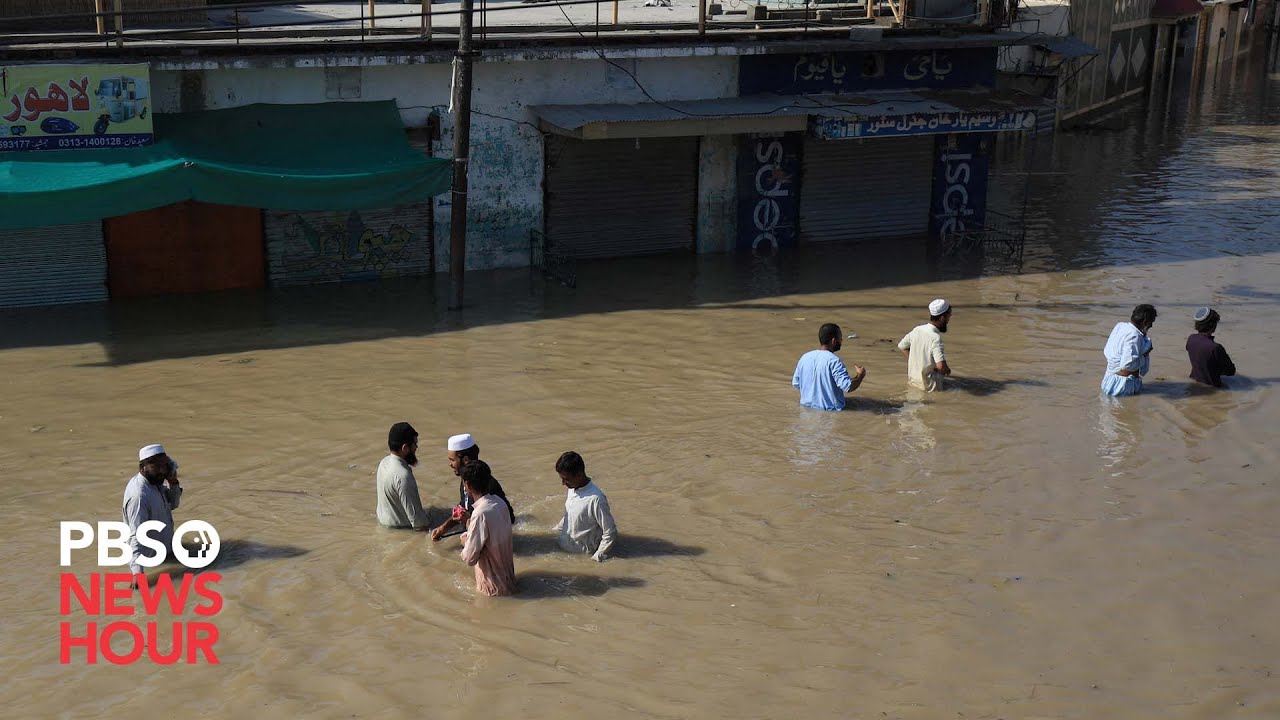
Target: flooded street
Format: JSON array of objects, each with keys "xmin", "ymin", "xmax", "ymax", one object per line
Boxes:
[{"xmin": 2, "ymin": 69, "xmax": 1279, "ymax": 718}]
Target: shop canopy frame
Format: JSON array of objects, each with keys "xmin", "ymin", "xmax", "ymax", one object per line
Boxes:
[{"xmin": 0, "ymin": 100, "xmax": 451, "ymax": 230}]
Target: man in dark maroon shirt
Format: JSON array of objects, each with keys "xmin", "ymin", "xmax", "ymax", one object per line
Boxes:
[{"xmin": 1186, "ymin": 307, "xmax": 1236, "ymax": 387}]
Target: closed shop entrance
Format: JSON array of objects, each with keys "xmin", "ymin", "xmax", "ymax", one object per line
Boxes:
[
  {"xmin": 104, "ymin": 201, "xmax": 265, "ymax": 298},
  {"xmin": 799, "ymin": 136, "xmax": 933, "ymax": 243},
  {"xmin": 263, "ymin": 204, "xmax": 433, "ymax": 287},
  {"xmin": 544, "ymin": 136, "xmax": 699, "ymax": 259},
  {"xmin": 0, "ymin": 222, "xmax": 108, "ymax": 308}
]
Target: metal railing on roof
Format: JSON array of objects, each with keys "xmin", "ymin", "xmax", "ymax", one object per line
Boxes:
[
  {"xmin": 0, "ymin": 0, "xmax": 997, "ymax": 51},
  {"xmin": 0, "ymin": 0, "xmax": 901, "ymax": 49}
]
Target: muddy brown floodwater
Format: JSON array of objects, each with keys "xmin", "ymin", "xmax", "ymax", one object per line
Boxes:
[{"xmin": 2, "ymin": 69, "xmax": 1278, "ymax": 720}]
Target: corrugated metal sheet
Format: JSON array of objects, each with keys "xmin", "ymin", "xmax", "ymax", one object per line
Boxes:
[
  {"xmin": 799, "ymin": 136, "xmax": 933, "ymax": 243},
  {"xmin": 0, "ymin": 221, "xmax": 107, "ymax": 308},
  {"xmin": 264, "ymin": 205, "xmax": 433, "ymax": 287},
  {"xmin": 545, "ymin": 136, "xmax": 698, "ymax": 259}
]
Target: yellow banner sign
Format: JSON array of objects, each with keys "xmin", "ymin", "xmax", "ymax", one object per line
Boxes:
[{"xmin": 1, "ymin": 63, "xmax": 153, "ymax": 152}]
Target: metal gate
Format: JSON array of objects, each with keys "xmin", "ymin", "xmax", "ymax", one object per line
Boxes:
[
  {"xmin": 263, "ymin": 205, "xmax": 433, "ymax": 286},
  {"xmin": 545, "ymin": 136, "xmax": 698, "ymax": 259},
  {"xmin": 0, "ymin": 221, "xmax": 107, "ymax": 308},
  {"xmin": 799, "ymin": 136, "xmax": 934, "ymax": 243}
]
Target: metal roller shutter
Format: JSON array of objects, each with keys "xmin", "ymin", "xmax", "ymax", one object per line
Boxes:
[
  {"xmin": 263, "ymin": 204, "xmax": 433, "ymax": 287},
  {"xmin": 799, "ymin": 136, "xmax": 934, "ymax": 243},
  {"xmin": 0, "ymin": 221, "xmax": 107, "ymax": 308},
  {"xmin": 545, "ymin": 136, "xmax": 698, "ymax": 259}
]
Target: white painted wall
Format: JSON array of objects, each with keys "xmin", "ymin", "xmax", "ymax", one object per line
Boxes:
[{"xmin": 152, "ymin": 54, "xmax": 737, "ymax": 272}]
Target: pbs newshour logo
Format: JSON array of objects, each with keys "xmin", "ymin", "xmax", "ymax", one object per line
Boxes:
[
  {"xmin": 60, "ymin": 519, "xmax": 221, "ymax": 569},
  {"xmin": 59, "ymin": 520, "xmax": 224, "ymax": 665}
]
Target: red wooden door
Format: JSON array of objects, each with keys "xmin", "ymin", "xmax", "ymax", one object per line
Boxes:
[{"xmin": 104, "ymin": 201, "xmax": 265, "ymax": 298}]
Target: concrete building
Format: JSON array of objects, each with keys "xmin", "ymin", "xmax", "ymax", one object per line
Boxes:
[
  {"xmin": 1, "ymin": 4, "xmax": 1052, "ymax": 307},
  {"xmin": 998, "ymin": 0, "xmax": 1264, "ymax": 128}
]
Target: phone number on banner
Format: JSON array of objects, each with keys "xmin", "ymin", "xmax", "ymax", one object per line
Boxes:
[{"xmin": 0, "ymin": 135, "xmax": 154, "ymax": 152}]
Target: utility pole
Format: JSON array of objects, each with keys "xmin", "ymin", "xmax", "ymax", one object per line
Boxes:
[{"xmin": 448, "ymin": 0, "xmax": 476, "ymax": 310}]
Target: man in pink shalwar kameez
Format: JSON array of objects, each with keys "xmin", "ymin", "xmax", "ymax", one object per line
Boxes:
[{"xmin": 459, "ymin": 461, "xmax": 516, "ymax": 596}]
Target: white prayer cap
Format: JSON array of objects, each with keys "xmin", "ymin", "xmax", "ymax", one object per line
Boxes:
[
  {"xmin": 1194, "ymin": 306, "xmax": 1213, "ymax": 322},
  {"xmin": 929, "ymin": 298, "xmax": 950, "ymax": 316},
  {"xmin": 447, "ymin": 433, "xmax": 476, "ymax": 452},
  {"xmin": 138, "ymin": 444, "xmax": 166, "ymax": 462}
]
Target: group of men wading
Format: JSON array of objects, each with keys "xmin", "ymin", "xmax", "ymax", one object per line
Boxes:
[
  {"xmin": 793, "ymin": 298, "xmax": 1238, "ymax": 410},
  {"xmin": 375, "ymin": 426, "xmax": 617, "ymax": 596},
  {"xmin": 118, "ymin": 431, "xmax": 617, "ymax": 600}
]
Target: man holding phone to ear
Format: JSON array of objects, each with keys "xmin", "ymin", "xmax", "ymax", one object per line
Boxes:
[{"xmin": 122, "ymin": 443, "xmax": 184, "ymax": 586}]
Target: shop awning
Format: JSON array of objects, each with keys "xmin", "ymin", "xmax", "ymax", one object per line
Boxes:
[
  {"xmin": 531, "ymin": 89, "xmax": 1052, "ymax": 141},
  {"xmin": 1152, "ymin": 0, "xmax": 1204, "ymax": 17},
  {"xmin": 0, "ymin": 100, "xmax": 451, "ymax": 230},
  {"xmin": 531, "ymin": 95, "xmax": 814, "ymax": 139}
]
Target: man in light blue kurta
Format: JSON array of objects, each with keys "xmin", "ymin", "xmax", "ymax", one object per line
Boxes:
[
  {"xmin": 792, "ymin": 323, "xmax": 866, "ymax": 411},
  {"xmin": 1102, "ymin": 304, "xmax": 1157, "ymax": 396},
  {"xmin": 122, "ymin": 444, "xmax": 184, "ymax": 576}
]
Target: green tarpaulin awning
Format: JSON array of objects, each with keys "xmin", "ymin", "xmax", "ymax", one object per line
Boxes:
[{"xmin": 0, "ymin": 100, "xmax": 452, "ymax": 230}]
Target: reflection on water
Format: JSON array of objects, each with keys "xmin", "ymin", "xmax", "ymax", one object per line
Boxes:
[
  {"xmin": 2, "ymin": 63, "xmax": 1280, "ymax": 720},
  {"xmin": 1096, "ymin": 395, "xmax": 1138, "ymax": 469}
]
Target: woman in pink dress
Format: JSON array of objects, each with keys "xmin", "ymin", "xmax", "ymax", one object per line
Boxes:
[{"xmin": 458, "ymin": 461, "xmax": 516, "ymax": 596}]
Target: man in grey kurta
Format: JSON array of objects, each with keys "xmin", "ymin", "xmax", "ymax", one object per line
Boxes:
[
  {"xmin": 122, "ymin": 443, "xmax": 184, "ymax": 575},
  {"xmin": 376, "ymin": 422, "xmax": 432, "ymax": 530}
]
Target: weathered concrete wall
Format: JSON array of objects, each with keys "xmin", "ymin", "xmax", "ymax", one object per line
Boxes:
[
  {"xmin": 697, "ymin": 135, "xmax": 737, "ymax": 255},
  {"xmin": 152, "ymin": 54, "xmax": 736, "ymax": 271}
]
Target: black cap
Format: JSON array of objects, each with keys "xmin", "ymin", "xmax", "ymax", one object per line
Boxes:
[{"xmin": 388, "ymin": 422, "xmax": 418, "ymax": 451}]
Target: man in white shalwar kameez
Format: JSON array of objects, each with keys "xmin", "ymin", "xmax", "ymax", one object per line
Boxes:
[
  {"xmin": 551, "ymin": 451, "xmax": 617, "ymax": 562},
  {"xmin": 122, "ymin": 444, "xmax": 184, "ymax": 578}
]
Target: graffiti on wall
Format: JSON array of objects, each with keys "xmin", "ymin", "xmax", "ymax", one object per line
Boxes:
[{"xmin": 268, "ymin": 208, "xmax": 430, "ymax": 286}]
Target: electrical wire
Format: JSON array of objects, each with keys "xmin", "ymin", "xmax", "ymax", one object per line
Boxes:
[
  {"xmin": 411, "ymin": 5, "xmax": 1063, "ymax": 129},
  {"xmin": 473, "ymin": 108, "xmax": 544, "ymax": 132},
  {"xmin": 398, "ymin": 103, "xmax": 544, "ymax": 133}
]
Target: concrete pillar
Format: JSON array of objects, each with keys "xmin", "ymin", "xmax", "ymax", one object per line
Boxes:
[{"xmin": 696, "ymin": 135, "xmax": 737, "ymax": 255}]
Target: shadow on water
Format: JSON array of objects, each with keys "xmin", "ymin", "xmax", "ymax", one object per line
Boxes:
[
  {"xmin": 1220, "ymin": 285, "xmax": 1280, "ymax": 302},
  {"xmin": 946, "ymin": 376, "xmax": 1050, "ymax": 397},
  {"xmin": 204, "ymin": 538, "xmax": 309, "ymax": 572},
  {"xmin": 2, "ymin": 70, "xmax": 1277, "ymax": 364},
  {"xmin": 148, "ymin": 538, "xmax": 309, "ymax": 582},
  {"xmin": 842, "ymin": 397, "xmax": 906, "ymax": 414},
  {"xmin": 514, "ymin": 533, "xmax": 705, "ymax": 559},
  {"xmin": 1225, "ymin": 375, "xmax": 1280, "ymax": 389},
  {"xmin": 516, "ymin": 572, "xmax": 647, "ymax": 599}
]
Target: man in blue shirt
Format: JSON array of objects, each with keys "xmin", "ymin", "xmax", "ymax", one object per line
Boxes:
[{"xmin": 792, "ymin": 323, "xmax": 866, "ymax": 411}]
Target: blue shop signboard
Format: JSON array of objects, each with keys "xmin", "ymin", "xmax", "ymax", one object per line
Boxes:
[
  {"xmin": 929, "ymin": 132, "xmax": 991, "ymax": 241},
  {"xmin": 737, "ymin": 133, "xmax": 803, "ymax": 253},
  {"xmin": 739, "ymin": 48, "xmax": 997, "ymax": 95},
  {"xmin": 814, "ymin": 108, "xmax": 1036, "ymax": 139}
]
